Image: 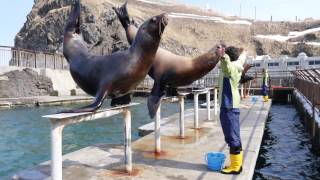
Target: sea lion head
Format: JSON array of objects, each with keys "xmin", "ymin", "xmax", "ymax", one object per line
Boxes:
[{"xmin": 134, "ymin": 13, "xmax": 168, "ymax": 50}]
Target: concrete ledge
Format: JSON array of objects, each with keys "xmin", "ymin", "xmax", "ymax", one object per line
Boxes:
[{"xmin": 0, "ymin": 96, "xmax": 93, "ymax": 109}]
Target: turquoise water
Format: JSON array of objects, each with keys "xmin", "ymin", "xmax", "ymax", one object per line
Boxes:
[
  {"xmin": 254, "ymin": 104, "xmax": 320, "ymax": 179},
  {"xmin": 0, "ymin": 97, "xmax": 193, "ymax": 179}
]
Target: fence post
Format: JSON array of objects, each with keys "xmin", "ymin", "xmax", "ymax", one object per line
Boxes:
[
  {"xmin": 54, "ymin": 55, "xmax": 56, "ymax": 70},
  {"xmin": 214, "ymin": 88, "xmax": 218, "ymax": 117},
  {"xmin": 194, "ymin": 93, "xmax": 199, "ymax": 129},
  {"xmin": 179, "ymin": 95, "xmax": 185, "ymax": 138},
  {"xmin": 18, "ymin": 49, "xmax": 21, "ymax": 66},
  {"xmin": 155, "ymin": 104, "xmax": 161, "ymax": 153},
  {"xmin": 206, "ymin": 90, "xmax": 211, "ymax": 121},
  {"xmin": 34, "ymin": 52, "xmax": 37, "ymax": 68},
  {"xmin": 123, "ymin": 108, "xmax": 132, "ymax": 173},
  {"xmin": 44, "ymin": 54, "xmax": 47, "ymax": 68},
  {"xmin": 61, "ymin": 56, "xmax": 64, "ymax": 69}
]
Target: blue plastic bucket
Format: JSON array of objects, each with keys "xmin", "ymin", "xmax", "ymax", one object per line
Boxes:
[
  {"xmin": 205, "ymin": 152, "xmax": 226, "ymax": 171},
  {"xmin": 251, "ymin": 97, "xmax": 258, "ymax": 102}
]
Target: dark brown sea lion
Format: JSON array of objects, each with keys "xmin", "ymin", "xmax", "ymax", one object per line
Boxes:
[
  {"xmin": 61, "ymin": 1, "xmax": 168, "ymax": 113},
  {"xmin": 113, "ymin": 3, "xmax": 222, "ymax": 118}
]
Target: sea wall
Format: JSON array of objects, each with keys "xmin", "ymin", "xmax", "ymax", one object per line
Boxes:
[{"xmin": 0, "ymin": 66, "xmax": 82, "ymax": 97}]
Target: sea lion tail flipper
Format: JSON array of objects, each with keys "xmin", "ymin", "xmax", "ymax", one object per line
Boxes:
[
  {"xmin": 58, "ymin": 88, "xmax": 108, "ymax": 114},
  {"xmin": 111, "ymin": 93, "xmax": 132, "ymax": 107},
  {"xmin": 112, "ymin": 1, "xmax": 132, "ymax": 29},
  {"xmin": 147, "ymin": 95, "xmax": 163, "ymax": 119},
  {"xmin": 65, "ymin": 0, "xmax": 81, "ymax": 33}
]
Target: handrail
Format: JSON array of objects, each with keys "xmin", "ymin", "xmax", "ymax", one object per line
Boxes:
[{"xmin": 43, "ymin": 103, "xmax": 139, "ymax": 180}]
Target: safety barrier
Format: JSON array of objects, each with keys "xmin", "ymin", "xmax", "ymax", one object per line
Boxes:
[{"xmin": 0, "ymin": 45, "xmax": 68, "ymax": 69}]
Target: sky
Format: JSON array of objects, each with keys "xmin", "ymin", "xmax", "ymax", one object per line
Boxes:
[
  {"xmin": 0, "ymin": 0, "xmax": 34, "ymax": 46},
  {"xmin": 1, "ymin": 0, "xmax": 320, "ymax": 46},
  {"xmin": 180, "ymin": 0, "xmax": 320, "ymax": 21}
]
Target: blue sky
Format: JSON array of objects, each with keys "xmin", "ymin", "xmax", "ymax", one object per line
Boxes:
[
  {"xmin": 1, "ymin": 0, "xmax": 320, "ymax": 46},
  {"xmin": 181, "ymin": 0, "xmax": 320, "ymax": 21},
  {"xmin": 0, "ymin": 0, "xmax": 33, "ymax": 46}
]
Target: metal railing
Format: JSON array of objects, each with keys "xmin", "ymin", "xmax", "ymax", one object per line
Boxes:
[
  {"xmin": 43, "ymin": 103, "xmax": 139, "ymax": 180},
  {"xmin": 153, "ymin": 88, "xmax": 218, "ymax": 153},
  {"xmin": 293, "ymin": 68, "xmax": 320, "ymax": 109},
  {"xmin": 135, "ymin": 70, "xmax": 296, "ymax": 91},
  {"xmin": 0, "ymin": 45, "xmax": 69, "ymax": 69}
]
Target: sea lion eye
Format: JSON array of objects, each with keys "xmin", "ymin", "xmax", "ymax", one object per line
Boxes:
[{"xmin": 152, "ymin": 17, "xmax": 157, "ymax": 22}]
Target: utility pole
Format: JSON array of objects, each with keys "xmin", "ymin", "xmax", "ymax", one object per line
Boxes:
[
  {"xmin": 239, "ymin": 3, "xmax": 242, "ymax": 17},
  {"xmin": 254, "ymin": 6, "xmax": 257, "ymax": 21}
]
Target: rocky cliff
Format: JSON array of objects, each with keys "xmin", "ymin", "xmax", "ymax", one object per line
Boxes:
[{"xmin": 15, "ymin": 0, "xmax": 320, "ymax": 58}]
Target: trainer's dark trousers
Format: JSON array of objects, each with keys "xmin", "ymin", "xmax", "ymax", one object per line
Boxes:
[
  {"xmin": 220, "ymin": 108, "xmax": 242, "ymax": 154},
  {"xmin": 262, "ymin": 84, "xmax": 268, "ymax": 96}
]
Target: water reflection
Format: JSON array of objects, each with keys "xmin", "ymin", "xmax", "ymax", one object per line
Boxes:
[{"xmin": 254, "ymin": 104, "xmax": 320, "ymax": 180}]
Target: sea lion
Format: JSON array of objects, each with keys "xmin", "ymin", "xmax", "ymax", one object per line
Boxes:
[
  {"xmin": 113, "ymin": 2, "xmax": 223, "ymax": 118},
  {"xmin": 61, "ymin": 1, "xmax": 168, "ymax": 113}
]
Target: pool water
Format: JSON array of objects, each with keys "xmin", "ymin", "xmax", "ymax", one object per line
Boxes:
[
  {"xmin": 0, "ymin": 97, "xmax": 193, "ymax": 179},
  {"xmin": 254, "ymin": 104, "xmax": 320, "ymax": 180}
]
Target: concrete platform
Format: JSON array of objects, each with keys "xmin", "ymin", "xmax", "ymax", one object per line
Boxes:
[{"xmin": 14, "ymin": 96, "xmax": 271, "ymax": 180}]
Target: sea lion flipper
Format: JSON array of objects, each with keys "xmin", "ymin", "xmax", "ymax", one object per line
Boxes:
[
  {"xmin": 147, "ymin": 81, "xmax": 166, "ymax": 118},
  {"xmin": 240, "ymin": 75, "xmax": 254, "ymax": 84},
  {"xmin": 147, "ymin": 95, "xmax": 163, "ymax": 119},
  {"xmin": 59, "ymin": 88, "xmax": 108, "ymax": 113},
  {"xmin": 113, "ymin": 1, "xmax": 131, "ymax": 29},
  {"xmin": 65, "ymin": 0, "xmax": 81, "ymax": 33},
  {"xmin": 111, "ymin": 93, "xmax": 132, "ymax": 107}
]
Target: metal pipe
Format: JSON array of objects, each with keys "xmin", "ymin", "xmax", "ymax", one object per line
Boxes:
[
  {"xmin": 179, "ymin": 96, "xmax": 185, "ymax": 138},
  {"xmin": 194, "ymin": 93, "xmax": 199, "ymax": 129},
  {"xmin": 123, "ymin": 109, "xmax": 132, "ymax": 173},
  {"xmin": 206, "ymin": 90, "xmax": 211, "ymax": 121},
  {"xmin": 155, "ymin": 104, "xmax": 161, "ymax": 153},
  {"xmin": 50, "ymin": 121, "xmax": 64, "ymax": 180}
]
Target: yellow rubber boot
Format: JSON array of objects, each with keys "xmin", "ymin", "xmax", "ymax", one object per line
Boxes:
[{"xmin": 221, "ymin": 151, "xmax": 243, "ymax": 174}]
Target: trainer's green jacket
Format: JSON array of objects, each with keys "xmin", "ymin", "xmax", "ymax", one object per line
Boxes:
[{"xmin": 218, "ymin": 53, "xmax": 246, "ymax": 109}]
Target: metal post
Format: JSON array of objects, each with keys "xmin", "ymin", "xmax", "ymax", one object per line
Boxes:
[
  {"xmin": 179, "ymin": 96, "xmax": 185, "ymax": 138},
  {"xmin": 194, "ymin": 93, "xmax": 199, "ymax": 129},
  {"xmin": 123, "ymin": 109, "xmax": 132, "ymax": 173},
  {"xmin": 50, "ymin": 121, "xmax": 64, "ymax": 180},
  {"xmin": 206, "ymin": 90, "xmax": 211, "ymax": 121},
  {"xmin": 214, "ymin": 88, "xmax": 218, "ymax": 117},
  {"xmin": 155, "ymin": 104, "xmax": 161, "ymax": 153}
]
